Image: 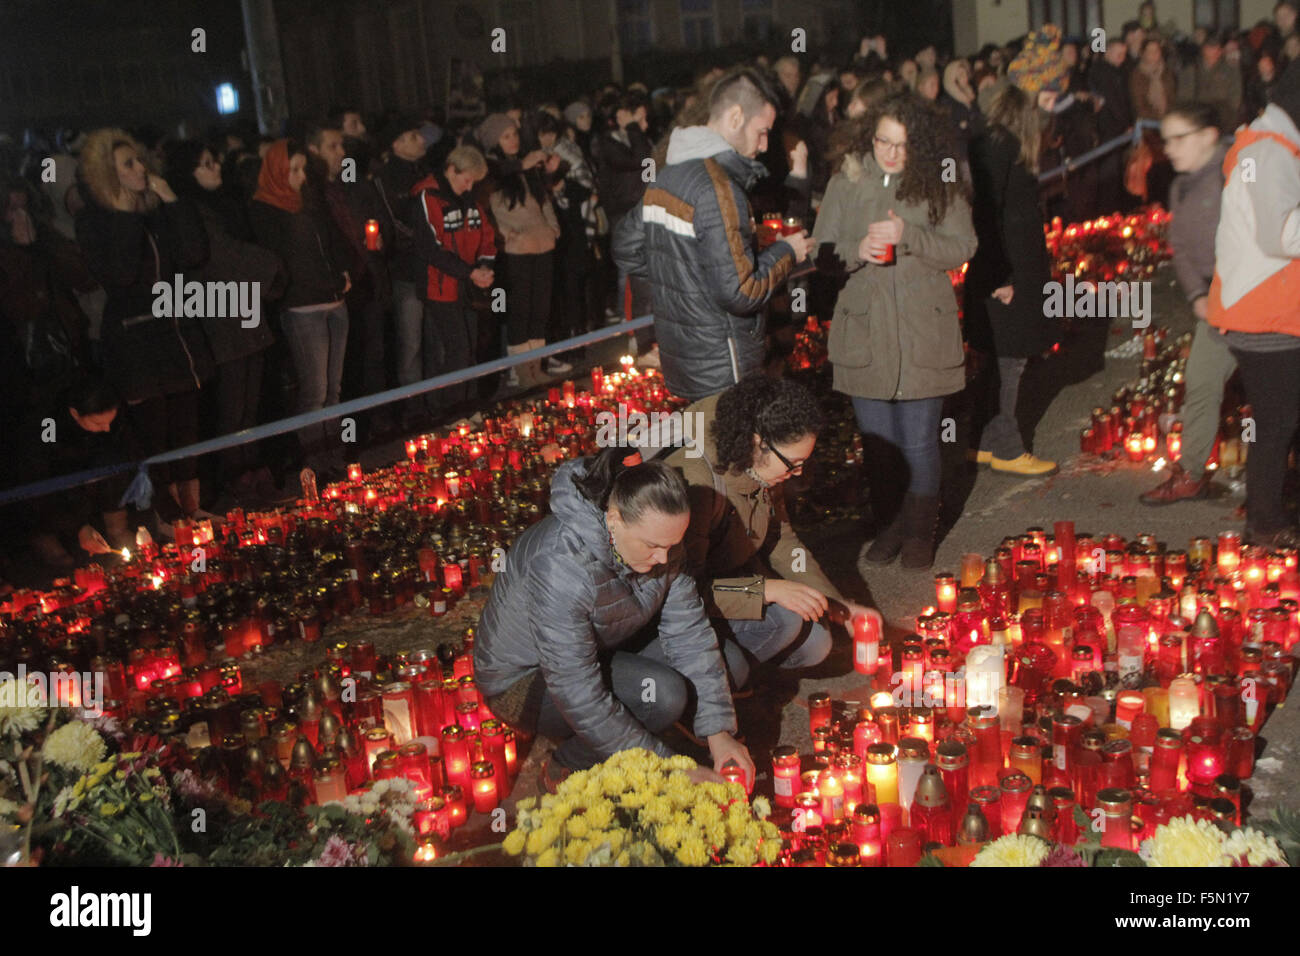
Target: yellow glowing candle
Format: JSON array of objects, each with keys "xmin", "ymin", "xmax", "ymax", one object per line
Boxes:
[{"xmin": 864, "ymin": 744, "xmax": 899, "ymax": 806}]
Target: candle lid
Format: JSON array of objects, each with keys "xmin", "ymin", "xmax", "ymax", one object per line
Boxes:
[
  {"xmin": 865, "ymin": 743, "xmax": 897, "ymax": 764},
  {"xmin": 935, "ymin": 740, "xmax": 969, "ymax": 770},
  {"xmin": 998, "ymin": 771, "xmax": 1033, "ymax": 794},
  {"xmin": 1096, "ymin": 787, "xmax": 1133, "ymax": 811},
  {"xmin": 914, "ymin": 765, "xmax": 949, "ymax": 808},
  {"xmin": 957, "ymin": 803, "xmax": 990, "ymax": 844},
  {"xmin": 470, "ymin": 761, "xmax": 495, "ymax": 778},
  {"xmin": 898, "ymin": 737, "xmax": 929, "ymax": 761},
  {"xmin": 1190, "ymin": 608, "xmax": 1221, "ymax": 638},
  {"xmin": 1017, "ymin": 809, "xmax": 1054, "ymax": 840},
  {"xmin": 853, "ymin": 803, "xmax": 881, "ymax": 824}
]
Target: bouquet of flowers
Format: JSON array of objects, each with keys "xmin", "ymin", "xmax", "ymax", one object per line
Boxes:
[{"xmin": 502, "ymin": 748, "xmax": 783, "ymax": 867}]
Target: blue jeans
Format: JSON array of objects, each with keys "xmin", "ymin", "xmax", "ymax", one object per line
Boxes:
[
  {"xmin": 852, "ymin": 395, "xmax": 944, "ymax": 497},
  {"xmin": 711, "ymin": 603, "xmax": 832, "ymax": 688},
  {"xmin": 393, "ymin": 279, "xmax": 433, "ymax": 419},
  {"xmin": 281, "ymin": 303, "xmax": 348, "ymax": 462}
]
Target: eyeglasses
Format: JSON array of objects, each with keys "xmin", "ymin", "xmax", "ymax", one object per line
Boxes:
[
  {"xmin": 873, "ymin": 135, "xmax": 907, "ymax": 154},
  {"xmin": 763, "ymin": 437, "xmax": 807, "ymax": 476},
  {"xmin": 1161, "ymin": 128, "xmax": 1205, "ymax": 145}
]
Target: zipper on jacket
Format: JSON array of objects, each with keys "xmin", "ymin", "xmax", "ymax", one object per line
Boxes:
[{"xmin": 713, "ymin": 576, "xmax": 764, "ymax": 596}]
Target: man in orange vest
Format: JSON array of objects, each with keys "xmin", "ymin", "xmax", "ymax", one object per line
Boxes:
[{"xmin": 1207, "ymin": 60, "xmax": 1300, "ymax": 548}]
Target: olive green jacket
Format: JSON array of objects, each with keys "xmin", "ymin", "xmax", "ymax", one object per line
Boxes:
[{"xmin": 812, "ymin": 152, "xmax": 978, "ymax": 401}]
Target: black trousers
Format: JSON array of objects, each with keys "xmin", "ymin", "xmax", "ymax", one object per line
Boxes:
[
  {"xmin": 129, "ymin": 389, "xmax": 200, "ymax": 484},
  {"xmin": 1230, "ymin": 346, "xmax": 1300, "ymax": 536},
  {"xmin": 502, "ymin": 251, "xmax": 553, "ymax": 346}
]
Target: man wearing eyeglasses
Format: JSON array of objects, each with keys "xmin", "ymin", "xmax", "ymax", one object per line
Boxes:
[{"xmin": 665, "ymin": 377, "xmax": 881, "ymax": 691}]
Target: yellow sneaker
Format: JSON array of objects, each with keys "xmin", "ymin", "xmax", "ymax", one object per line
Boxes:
[
  {"xmin": 967, "ymin": 449, "xmax": 992, "ymax": 465},
  {"xmin": 990, "ymin": 453, "xmax": 1058, "ymax": 476}
]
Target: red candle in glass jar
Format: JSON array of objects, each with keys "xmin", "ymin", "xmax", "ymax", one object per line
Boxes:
[
  {"xmin": 998, "ymin": 770, "xmax": 1033, "ymax": 836},
  {"xmin": 884, "ymin": 827, "xmax": 921, "ymax": 866},
  {"xmin": 807, "ymin": 692, "xmax": 832, "ymax": 737},
  {"xmin": 470, "ymin": 761, "xmax": 499, "ymax": 814},
  {"xmin": 934, "ymin": 573, "xmax": 957, "ymax": 614},
  {"xmin": 441, "ymin": 725, "xmax": 472, "ymax": 789},
  {"xmin": 772, "ymin": 746, "xmax": 800, "ymax": 808},
  {"xmin": 442, "ymin": 785, "xmax": 467, "ymax": 828},
  {"xmin": 443, "ymin": 562, "xmax": 463, "ymax": 596},
  {"xmin": 1097, "ymin": 788, "xmax": 1133, "ymax": 849},
  {"xmin": 365, "ymin": 218, "xmax": 380, "ymax": 250},
  {"xmin": 1185, "ymin": 734, "xmax": 1225, "ymax": 787},
  {"xmin": 852, "ymin": 612, "xmax": 880, "ymax": 675},
  {"xmin": 1226, "ymin": 727, "xmax": 1255, "ymax": 779},
  {"xmin": 852, "ymin": 804, "xmax": 883, "ymax": 866}
]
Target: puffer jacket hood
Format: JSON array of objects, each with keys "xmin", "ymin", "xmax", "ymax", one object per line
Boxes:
[{"xmin": 473, "ymin": 457, "xmax": 737, "ymax": 761}]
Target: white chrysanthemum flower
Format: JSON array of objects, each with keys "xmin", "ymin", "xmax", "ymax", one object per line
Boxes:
[
  {"xmin": 371, "ymin": 779, "xmax": 391, "ymax": 796},
  {"xmin": 42, "ymin": 721, "xmax": 107, "ymax": 773},
  {"xmin": 0, "ymin": 796, "xmax": 20, "ymax": 817},
  {"xmin": 971, "ymin": 833, "xmax": 1052, "ymax": 867},
  {"xmin": 0, "ymin": 679, "xmax": 47, "ymax": 738},
  {"xmin": 1220, "ymin": 828, "xmax": 1289, "ymax": 867}
]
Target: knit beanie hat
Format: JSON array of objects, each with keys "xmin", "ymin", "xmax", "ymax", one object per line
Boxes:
[
  {"xmin": 476, "ymin": 113, "xmax": 517, "ymax": 152},
  {"xmin": 1007, "ymin": 25, "xmax": 1070, "ymax": 95},
  {"xmin": 1271, "ymin": 58, "xmax": 1300, "ymax": 131},
  {"xmin": 564, "ymin": 101, "xmax": 591, "ymax": 126}
]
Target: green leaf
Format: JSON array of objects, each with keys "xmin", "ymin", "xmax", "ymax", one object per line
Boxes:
[
  {"xmin": 1074, "ymin": 805, "xmax": 1101, "ymax": 845},
  {"xmin": 917, "ymin": 853, "xmax": 945, "ymax": 867},
  {"xmin": 1094, "ymin": 848, "xmax": 1146, "ymax": 867}
]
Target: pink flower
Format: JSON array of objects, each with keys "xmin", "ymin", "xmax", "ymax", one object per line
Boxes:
[
  {"xmin": 316, "ymin": 835, "xmax": 363, "ymax": 868},
  {"xmin": 1040, "ymin": 845, "xmax": 1086, "ymax": 867},
  {"xmin": 150, "ymin": 854, "xmax": 182, "ymax": 867}
]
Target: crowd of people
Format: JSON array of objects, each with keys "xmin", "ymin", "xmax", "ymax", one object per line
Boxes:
[{"xmin": 1, "ymin": 2, "xmax": 1298, "ymax": 600}]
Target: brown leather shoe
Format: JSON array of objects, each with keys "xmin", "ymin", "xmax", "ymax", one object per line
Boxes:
[{"xmin": 1139, "ymin": 466, "xmax": 1211, "ymax": 506}]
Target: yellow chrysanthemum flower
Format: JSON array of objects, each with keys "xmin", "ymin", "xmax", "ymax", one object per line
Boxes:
[
  {"xmin": 705, "ymin": 820, "xmax": 728, "ymax": 848},
  {"xmin": 526, "ymin": 824, "xmax": 560, "ymax": 856},
  {"xmin": 657, "ymin": 824, "xmax": 683, "ymax": 850},
  {"xmin": 667, "ymin": 754, "xmax": 696, "ymax": 771},
  {"xmin": 971, "ymin": 834, "xmax": 1052, "ymax": 867},
  {"xmin": 503, "ymin": 830, "xmax": 526, "ymax": 855},
  {"xmin": 535, "ymin": 848, "xmax": 560, "ymax": 868},
  {"xmin": 726, "ymin": 843, "xmax": 758, "ymax": 867},
  {"xmin": 585, "ymin": 800, "xmax": 615, "ymax": 830},
  {"xmin": 99, "ymin": 803, "xmax": 119, "ymax": 817},
  {"xmin": 600, "ymin": 769, "xmax": 629, "ymax": 795},
  {"xmin": 693, "ymin": 801, "xmax": 722, "ymax": 825},
  {"xmin": 759, "ymin": 839, "xmax": 782, "ymax": 864},
  {"xmin": 676, "ymin": 837, "xmax": 709, "ymax": 867},
  {"xmin": 1142, "ymin": 816, "xmax": 1229, "ymax": 868},
  {"xmin": 565, "ymin": 839, "xmax": 591, "ymax": 865},
  {"xmin": 517, "ymin": 797, "xmax": 537, "ymax": 812},
  {"xmin": 615, "ymin": 850, "xmax": 631, "ymax": 867},
  {"xmin": 567, "ymin": 816, "xmax": 589, "ymax": 840},
  {"xmin": 606, "ymin": 829, "xmax": 626, "ymax": 855}
]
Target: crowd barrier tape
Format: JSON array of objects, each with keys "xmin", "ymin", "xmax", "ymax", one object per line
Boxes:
[
  {"xmin": 0, "ymin": 316, "xmax": 655, "ymax": 508},
  {"xmin": 1037, "ymin": 119, "xmax": 1162, "ymax": 184}
]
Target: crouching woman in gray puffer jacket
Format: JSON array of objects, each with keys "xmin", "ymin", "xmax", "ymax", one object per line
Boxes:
[{"xmin": 474, "ymin": 447, "xmax": 754, "ymax": 789}]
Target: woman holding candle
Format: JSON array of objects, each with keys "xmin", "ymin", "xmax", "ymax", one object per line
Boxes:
[
  {"xmin": 812, "ymin": 90, "xmax": 977, "ymax": 569},
  {"xmin": 666, "ymin": 376, "xmax": 881, "ymax": 688},
  {"xmin": 249, "ymin": 140, "xmax": 353, "ymax": 480},
  {"xmin": 474, "ymin": 446, "xmax": 751, "ymax": 791},
  {"xmin": 964, "ymin": 80, "xmax": 1062, "ymax": 478}
]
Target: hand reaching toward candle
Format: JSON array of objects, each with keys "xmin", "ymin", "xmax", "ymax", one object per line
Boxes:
[
  {"xmin": 765, "ymin": 578, "xmax": 829, "ymax": 622},
  {"xmin": 706, "ymin": 731, "xmax": 755, "ymax": 784},
  {"xmin": 78, "ymin": 525, "xmax": 114, "ymax": 555}
]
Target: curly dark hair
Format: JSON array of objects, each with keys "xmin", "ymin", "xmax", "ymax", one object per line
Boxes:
[
  {"xmin": 710, "ymin": 377, "xmax": 824, "ymax": 476},
  {"xmin": 847, "ymin": 89, "xmax": 964, "ymax": 225}
]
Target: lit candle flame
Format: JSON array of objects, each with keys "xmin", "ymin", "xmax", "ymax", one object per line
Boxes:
[{"xmin": 121, "ymin": 548, "xmax": 131, "ymax": 562}]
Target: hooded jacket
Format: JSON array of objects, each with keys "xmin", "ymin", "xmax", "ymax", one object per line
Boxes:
[
  {"xmin": 473, "ymin": 457, "xmax": 737, "ymax": 760},
  {"xmin": 411, "ymin": 170, "xmax": 497, "ymax": 303},
  {"xmin": 1168, "ymin": 141, "xmax": 1230, "ymax": 304},
  {"xmin": 811, "ymin": 152, "xmax": 977, "ymax": 401},
  {"xmin": 1207, "ymin": 103, "xmax": 1300, "ymax": 337},
  {"xmin": 613, "ymin": 125, "xmax": 797, "ymax": 402}
]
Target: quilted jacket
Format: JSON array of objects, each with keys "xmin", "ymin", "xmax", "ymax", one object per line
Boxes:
[
  {"xmin": 613, "ymin": 126, "xmax": 797, "ymax": 402},
  {"xmin": 473, "ymin": 457, "xmax": 737, "ymax": 759}
]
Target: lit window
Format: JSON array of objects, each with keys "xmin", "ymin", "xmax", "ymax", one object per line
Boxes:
[{"xmin": 216, "ymin": 83, "xmax": 239, "ymax": 115}]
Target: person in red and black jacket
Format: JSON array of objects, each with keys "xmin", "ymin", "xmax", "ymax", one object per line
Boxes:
[{"xmin": 410, "ymin": 145, "xmax": 497, "ymax": 410}]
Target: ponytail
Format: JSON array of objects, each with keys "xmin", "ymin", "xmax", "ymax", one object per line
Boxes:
[{"xmin": 574, "ymin": 447, "xmax": 690, "ymax": 522}]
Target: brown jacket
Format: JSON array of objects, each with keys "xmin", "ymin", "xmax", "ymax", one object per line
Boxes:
[
  {"xmin": 489, "ymin": 188, "xmax": 560, "ymax": 255},
  {"xmin": 666, "ymin": 392, "xmax": 845, "ymax": 620},
  {"xmin": 1129, "ymin": 64, "xmax": 1177, "ymax": 120}
]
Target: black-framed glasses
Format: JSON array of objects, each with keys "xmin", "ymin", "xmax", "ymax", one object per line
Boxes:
[
  {"xmin": 763, "ymin": 437, "xmax": 806, "ymax": 476},
  {"xmin": 1161, "ymin": 127, "xmax": 1204, "ymax": 145}
]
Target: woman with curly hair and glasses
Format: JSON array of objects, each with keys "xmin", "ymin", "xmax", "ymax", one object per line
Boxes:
[
  {"xmin": 666, "ymin": 376, "xmax": 881, "ymax": 688},
  {"xmin": 812, "ymin": 90, "xmax": 977, "ymax": 570}
]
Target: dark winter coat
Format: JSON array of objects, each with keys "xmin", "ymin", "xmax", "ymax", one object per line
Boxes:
[
  {"xmin": 811, "ymin": 151, "xmax": 977, "ymax": 400},
  {"xmin": 474, "ymin": 457, "xmax": 737, "ymax": 760},
  {"xmin": 75, "ymin": 197, "xmax": 216, "ymax": 401},
  {"xmin": 591, "ymin": 123, "xmax": 654, "ymax": 223},
  {"xmin": 248, "ymin": 197, "xmax": 351, "ymax": 309},
  {"xmin": 613, "ymin": 126, "xmax": 797, "ymax": 402},
  {"xmin": 373, "ymin": 154, "xmax": 429, "ymax": 285},
  {"xmin": 964, "ymin": 126, "xmax": 1058, "ymax": 359},
  {"xmin": 1088, "ymin": 58, "xmax": 1135, "ymax": 141},
  {"xmin": 190, "ymin": 200, "xmax": 283, "ymax": 364}
]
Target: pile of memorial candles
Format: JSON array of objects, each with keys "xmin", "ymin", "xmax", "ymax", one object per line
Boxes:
[
  {"xmin": 769, "ymin": 521, "xmax": 1296, "ymax": 866},
  {"xmin": 1078, "ymin": 325, "xmax": 1250, "ymax": 467},
  {"xmin": 0, "ymin": 362, "xmax": 679, "ymax": 731},
  {"xmin": 1044, "ymin": 207, "xmax": 1172, "ymax": 282}
]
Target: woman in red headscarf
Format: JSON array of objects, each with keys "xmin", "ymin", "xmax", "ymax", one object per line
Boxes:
[{"xmin": 249, "ymin": 140, "xmax": 353, "ymax": 478}]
